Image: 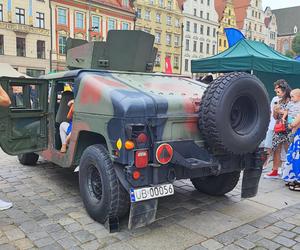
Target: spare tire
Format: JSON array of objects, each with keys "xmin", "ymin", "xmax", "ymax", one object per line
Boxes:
[{"xmin": 199, "ymin": 72, "xmax": 269, "ymax": 155}]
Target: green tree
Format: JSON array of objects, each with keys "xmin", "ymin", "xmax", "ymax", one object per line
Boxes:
[
  {"xmin": 292, "ymin": 33, "xmax": 300, "ymax": 55},
  {"xmin": 285, "ymin": 50, "xmax": 295, "ymax": 58}
]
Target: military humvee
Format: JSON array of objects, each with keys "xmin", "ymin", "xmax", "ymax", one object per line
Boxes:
[{"xmin": 0, "ymin": 31, "xmax": 270, "ymax": 231}]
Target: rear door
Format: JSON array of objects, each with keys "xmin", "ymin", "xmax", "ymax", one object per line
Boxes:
[{"xmin": 0, "ymin": 77, "xmax": 48, "ymax": 155}]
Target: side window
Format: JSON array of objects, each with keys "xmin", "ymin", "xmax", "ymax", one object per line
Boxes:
[{"xmin": 9, "ymin": 83, "xmax": 42, "ymax": 110}]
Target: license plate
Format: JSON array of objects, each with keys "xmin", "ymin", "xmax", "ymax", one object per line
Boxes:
[{"xmin": 130, "ymin": 184, "xmax": 174, "ymax": 202}]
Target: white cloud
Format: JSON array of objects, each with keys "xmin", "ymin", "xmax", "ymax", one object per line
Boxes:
[{"xmin": 262, "ymin": 0, "xmax": 300, "ymax": 10}]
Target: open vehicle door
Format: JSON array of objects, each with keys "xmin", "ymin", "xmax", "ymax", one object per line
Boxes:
[{"xmin": 0, "ymin": 77, "xmax": 48, "ymax": 155}]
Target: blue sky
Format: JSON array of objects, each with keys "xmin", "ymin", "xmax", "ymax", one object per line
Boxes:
[{"xmin": 262, "ymin": 0, "xmax": 299, "ymax": 10}]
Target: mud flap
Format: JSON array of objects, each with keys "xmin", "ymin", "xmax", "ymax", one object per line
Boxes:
[
  {"xmin": 128, "ymin": 199, "xmax": 158, "ymax": 230},
  {"xmin": 241, "ymin": 149, "xmax": 266, "ymax": 198},
  {"xmin": 241, "ymin": 167, "xmax": 262, "ymax": 198}
]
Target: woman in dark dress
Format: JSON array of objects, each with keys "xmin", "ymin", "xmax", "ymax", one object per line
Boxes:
[{"xmin": 265, "ymin": 80, "xmax": 291, "ymax": 179}]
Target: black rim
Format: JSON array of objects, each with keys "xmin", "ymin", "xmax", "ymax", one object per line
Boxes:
[
  {"xmin": 87, "ymin": 165, "xmax": 102, "ymax": 201},
  {"xmin": 230, "ymin": 96, "xmax": 257, "ymax": 135}
]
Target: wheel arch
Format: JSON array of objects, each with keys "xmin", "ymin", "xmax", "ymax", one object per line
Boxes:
[{"xmin": 73, "ymin": 130, "xmax": 108, "ymax": 165}]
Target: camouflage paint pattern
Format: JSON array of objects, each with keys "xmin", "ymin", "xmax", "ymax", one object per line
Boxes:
[{"xmin": 39, "ymin": 70, "xmax": 207, "ymax": 169}]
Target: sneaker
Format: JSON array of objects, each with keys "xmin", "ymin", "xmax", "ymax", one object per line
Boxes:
[
  {"xmin": 0, "ymin": 199, "xmax": 12, "ymax": 211},
  {"xmin": 264, "ymin": 170, "xmax": 279, "ymax": 179}
]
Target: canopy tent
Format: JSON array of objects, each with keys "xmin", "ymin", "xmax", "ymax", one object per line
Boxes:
[
  {"xmin": 191, "ymin": 39, "xmax": 300, "ymax": 97},
  {"xmin": 0, "ymin": 63, "xmax": 30, "ymax": 78}
]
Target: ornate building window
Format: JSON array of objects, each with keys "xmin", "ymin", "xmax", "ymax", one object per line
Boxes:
[
  {"xmin": 16, "ymin": 8, "xmax": 25, "ymax": 24},
  {"xmin": 76, "ymin": 12, "xmax": 84, "ymax": 29},
  {"xmin": 58, "ymin": 8, "xmax": 67, "ymax": 25},
  {"xmin": 155, "ymin": 32, "xmax": 161, "ymax": 44},
  {"xmin": 200, "ymin": 42, "xmax": 203, "ymax": 53},
  {"xmin": 167, "ymin": 1, "xmax": 172, "ymax": 10},
  {"xmin": 156, "ymin": 13, "xmax": 161, "ymax": 23},
  {"xmin": 166, "ymin": 33, "xmax": 171, "ymax": 46},
  {"xmin": 108, "ymin": 19, "xmax": 116, "ymax": 31},
  {"xmin": 0, "ymin": 4, "xmax": 3, "ymax": 21},
  {"xmin": 200, "ymin": 25, "xmax": 203, "ymax": 34},
  {"xmin": 122, "ymin": 0, "xmax": 129, "ymax": 7},
  {"xmin": 186, "ymin": 21, "xmax": 190, "ymax": 32},
  {"xmin": 145, "ymin": 10, "xmax": 151, "ymax": 20},
  {"xmin": 185, "ymin": 39, "xmax": 190, "ymax": 51},
  {"xmin": 58, "ymin": 35, "xmax": 67, "ymax": 55},
  {"xmin": 174, "ymin": 35, "xmax": 180, "ymax": 47},
  {"xmin": 174, "ymin": 56, "xmax": 179, "ymax": 68},
  {"xmin": 194, "ymin": 23, "xmax": 197, "ymax": 33},
  {"xmin": 122, "ymin": 22, "xmax": 129, "ymax": 30},
  {"xmin": 193, "ymin": 41, "xmax": 197, "ymax": 52},
  {"xmin": 16, "ymin": 37, "xmax": 26, "ymax": 57},
  {"xmin": 36, "ymin": 12, "xmax": 45, "ymax": 28},
  {"xmin": 92, "ymin": 16, "xmax": 100, "ymax": 32},
  {"xmin": 136, "ymin": 8, "xmax": 141, "ymax": 18},
  {"xmin": 155, "ymin": 53, "xmax": 161, "ymax": 66},
  {"xmin": 0, "ymin": 35, "xmax": 3, "ymax": 55},
  {"xmin": 37, "ymin": 40, "xmax": 45, "ymax": 59},
  {"xmin": 184, "ymin": 59, "xmax": 189, "ymax": 71},
  {"xmin": 167, "ymin": 16, "xmax": 171, "ymax": 26}
]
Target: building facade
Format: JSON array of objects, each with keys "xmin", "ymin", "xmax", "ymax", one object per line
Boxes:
[
  {"xmin": 0, "ymin": 0, "xmax": 50, "ymax": 76},
  {"xmin": 273, "ymin": 6, "xmax": 300, "ymax": 55},
  {"xmin": 264, "ymin": 7, "xmax": 277, "ymax": 50},
  {"xmin": 182, "ymin": 0, "xmax": 218, "ymax": 75},
  {"xmin": 215, "ymin": 0, "xmax": 237, "ymax": 53},
  {"xmin": 134, "ymin": 0, "xmax": 183, "ymax": 74},
  {"xmin": 233, "ymin": 0, "xmax": 266, "ymax": 42},
  {"xmin": 51, "ymin": 0, "xmax": 135, "ymax": 71}
]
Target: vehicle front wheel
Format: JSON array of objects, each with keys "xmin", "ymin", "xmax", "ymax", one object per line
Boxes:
[
  {"xmin": 79, "ymin": 144, "xmax": 129, "ymax": 224},
  {"xmin": 191, "ymin": 171, "xmax": 240, "ymax": 196},
  {"xmin": 18, "ymin": 153, "xmax": 39, "ymax": 166}
]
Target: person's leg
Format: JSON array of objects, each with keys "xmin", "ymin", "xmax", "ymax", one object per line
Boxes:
[
  {"xmin": 273, "ymin": 145, "xmax": 282, "ymax": 171},
  {"xmin": 66, "ymin": 133, "xmax": 71, "ymax": 145},
  {"xmin": 264, "ymin": 144, "xmax": 282, "ymax": 178},
  {"xmin": 263, "ymin": 130, "xmax": 273, "ymax": 168},
  {"xmin": 60, "ymin": 122, "xmax": 69, "ymax": 153}
]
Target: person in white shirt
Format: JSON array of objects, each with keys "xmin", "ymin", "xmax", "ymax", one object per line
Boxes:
[
  {"xmin": 0, "ymin": 85, "xmax": 13, "ymax": 211},
  {"xmin": 262, "ymin": 95, "xmax": 279, "ymax": 168}
]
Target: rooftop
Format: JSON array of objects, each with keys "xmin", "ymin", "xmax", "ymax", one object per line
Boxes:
[{"xmin": 273, "ymin": 6, "xmax": 300, "ymax": 36}]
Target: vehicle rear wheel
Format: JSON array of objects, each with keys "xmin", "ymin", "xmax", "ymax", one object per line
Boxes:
[
  {"xmin": 18, "ymin": 153, "xmax": 39, "ymax": 166},
  {"xmin": 191, "ymin": 171, "xmax": 240, "ymax": 196},
  {"xmin": 79, "ymin": 144, "xmax": 129, "ymax": 223}
]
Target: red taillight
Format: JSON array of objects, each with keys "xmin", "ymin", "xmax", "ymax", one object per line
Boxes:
[
  {"xmin": 137, "ymin": 133, "xmax": 148, "ymax": 143},
  {"xmin": 132, "ymin": 171, "xmax": 141, "ymax": 180},
  {"xmin": 135, "ymin": 150, "xmax": 148, "ymax": 168}
]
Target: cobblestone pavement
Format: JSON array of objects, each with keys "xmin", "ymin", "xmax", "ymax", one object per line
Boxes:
[{"xmin": 0, "ymin": 149, "xmax": 299, "ymax": 250}]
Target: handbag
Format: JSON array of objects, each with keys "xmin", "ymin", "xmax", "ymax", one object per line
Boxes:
[{"xmin": 274, "ymin": 120, "xmax": 286, "ymax": 133}]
